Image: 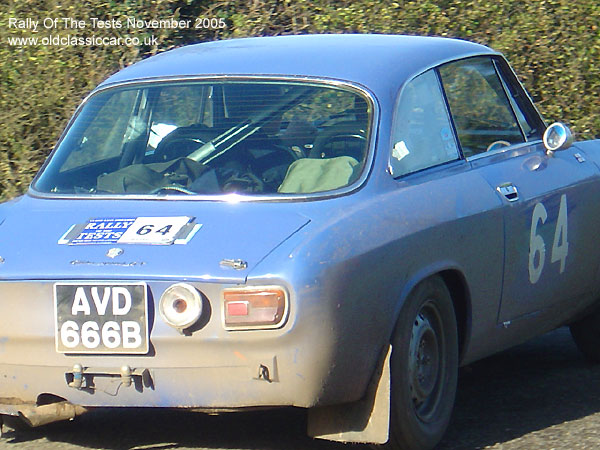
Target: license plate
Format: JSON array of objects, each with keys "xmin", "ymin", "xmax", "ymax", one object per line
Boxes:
[{"xmin": 54, "ymin": 282, "xmax": 149, "ymax": 354}]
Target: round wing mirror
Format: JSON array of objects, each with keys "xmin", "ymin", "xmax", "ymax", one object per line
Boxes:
[{"xmin": 543, "ymin": 122, "xmax": 573, "ymax": 153}]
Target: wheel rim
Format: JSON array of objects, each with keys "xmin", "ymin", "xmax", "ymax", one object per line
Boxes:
[{"xmin": 408, "ymin": 299, "xmax": 445, "ymax": 422}]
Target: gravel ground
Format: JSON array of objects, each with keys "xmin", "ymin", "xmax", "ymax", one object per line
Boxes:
[{"xmin": 2, "ymin": 327, "xmax": 599, "ymax": 450}]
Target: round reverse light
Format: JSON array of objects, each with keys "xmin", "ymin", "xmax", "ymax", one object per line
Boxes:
[{"xmin": 159, "ymin": 283, "xmax": 203, "ymax": 330}]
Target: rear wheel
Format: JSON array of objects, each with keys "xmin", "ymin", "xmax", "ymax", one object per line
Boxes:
[
  {"xmin": 570, "ymin": 307, "xmax": 600, "ymax": 362},
  {"xmin": 387, "ymin": 276, "xmax": 458, "ymax": 450}
]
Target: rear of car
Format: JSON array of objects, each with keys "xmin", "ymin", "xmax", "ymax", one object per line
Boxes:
[{"xmin": 0, "ymin": 72, "xmax": 378, "ymax": 421}]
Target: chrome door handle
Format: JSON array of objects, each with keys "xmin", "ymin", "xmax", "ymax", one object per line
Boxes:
[{"xmin": 497, "ymin": 183, "xmax": 519, "ymax": 202}]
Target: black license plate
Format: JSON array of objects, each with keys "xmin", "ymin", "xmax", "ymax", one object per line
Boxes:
[{"xmin": 54, "ymin": 282, "xmax": 148, "ymax": 354}]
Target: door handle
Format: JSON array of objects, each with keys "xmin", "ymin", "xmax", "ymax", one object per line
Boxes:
[{"xmin": 497, "ymin": 183, "xmax": 519, "ymax": 202}]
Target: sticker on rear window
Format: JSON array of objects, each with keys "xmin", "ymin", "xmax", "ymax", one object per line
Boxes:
[{"xmin": 58, "ymin": 216, "xmax": 201, "ymax": 245}]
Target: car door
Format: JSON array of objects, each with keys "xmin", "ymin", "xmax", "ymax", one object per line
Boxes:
[{"xmin": 438, "ymin": 56, "xmax": 600, "ymax": 324}]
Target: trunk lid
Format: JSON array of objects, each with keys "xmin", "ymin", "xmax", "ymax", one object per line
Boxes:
[{"xmin": 0, "ymin": 196, "xmax": 310, "ymax": 283}]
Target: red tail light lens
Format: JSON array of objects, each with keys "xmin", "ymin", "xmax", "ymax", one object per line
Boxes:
[{"xmin": 223, "ymin": 287, "xmax": 288, "ymax": 330}]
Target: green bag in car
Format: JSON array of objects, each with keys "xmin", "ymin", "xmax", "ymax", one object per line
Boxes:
[{"xmin": 278, "ymin": 156, "xmax": 360, "ymax": 194}]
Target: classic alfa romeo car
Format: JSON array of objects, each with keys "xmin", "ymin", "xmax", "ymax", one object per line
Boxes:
[{"xmin": 1, "ymin": 34, "xmax": 600, "ymax": 450}]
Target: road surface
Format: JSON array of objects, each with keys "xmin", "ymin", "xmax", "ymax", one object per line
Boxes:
[{"xmin": 2, "ymin": 327, "xmax": 600, "ymax": 449}]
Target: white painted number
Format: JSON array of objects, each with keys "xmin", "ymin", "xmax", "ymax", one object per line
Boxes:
[
  {"xmin": 551, "ymin": 194, "xmax": 569, "ymax": 273},
  {"xmin": 528, "ymin": 194, "xmax": 569, "ymax": 284},
  {"xmin": 529, "ymin": 203, "xmax": 547, "ymax": 284}
]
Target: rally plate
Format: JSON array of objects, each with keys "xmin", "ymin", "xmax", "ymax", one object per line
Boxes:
[{"xmin": 54, "ymin": 282, "xmax": 149, "ymax": 354}]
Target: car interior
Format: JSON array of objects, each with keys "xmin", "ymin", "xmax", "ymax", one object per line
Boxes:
[{"xmin": 36, "ymin": 82, "xmax": 372, "ymax": 196}]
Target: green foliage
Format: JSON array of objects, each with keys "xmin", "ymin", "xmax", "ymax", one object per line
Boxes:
[{"xmin": 1, "ymin": 0, "xmax": 599, "ymax": 200}]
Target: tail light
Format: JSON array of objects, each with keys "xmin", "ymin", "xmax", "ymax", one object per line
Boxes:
[{"xmin": 223, "ymin": 286, "xmax": 288, "ymax": 330}]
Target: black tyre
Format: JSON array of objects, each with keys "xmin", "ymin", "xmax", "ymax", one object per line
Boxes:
[
  {"xmin": 387, "ymin": 276, "xmax": 458, "ymax": 450},
  {"xmin": 570, "ymin": 308, "xmax": 600, "ymax": 362}
]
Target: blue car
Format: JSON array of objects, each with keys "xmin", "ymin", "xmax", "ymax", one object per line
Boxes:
[{"xmin": 1, "ymin": 34, "xmax": 600, "ymax": 450}]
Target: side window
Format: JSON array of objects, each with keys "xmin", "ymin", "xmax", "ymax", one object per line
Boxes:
[
  {"xmin": 439, "ymin": 57, "xmax": 525, "ymax": 157},
  {"xmin": 494, "ymin": 58, "xmax": 545, "ymax": 140},
  {"xmin": 61, "ymin": 89, "xmax": 138, "ymax": 171},
  {"xmin": 507, "ymin": 92, "xmax": 533, "ymax": 137},
  {"xmin": 390, "ymin": 70, "xmax": 459, "ymax": 177}
]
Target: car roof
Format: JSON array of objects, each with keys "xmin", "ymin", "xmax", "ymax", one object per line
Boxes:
[{"xmin": 97, "ymin": 34, "xmax": 496, "ymax": 94}]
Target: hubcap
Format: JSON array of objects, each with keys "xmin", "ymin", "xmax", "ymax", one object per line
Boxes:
[{"xmin": 408, "ymin": 301, "xmax": 444, "ymax": 421}]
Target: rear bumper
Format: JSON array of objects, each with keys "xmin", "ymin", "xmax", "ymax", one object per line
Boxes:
[
  {"xmin": 0, "ymin": 280, "xmax": 343, "ymax": 409},
  {"xmin": 0, "ymin": 359, "xmax": 314, "ymax": 408}
]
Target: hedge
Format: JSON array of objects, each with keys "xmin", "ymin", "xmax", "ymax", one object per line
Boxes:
[{"xmin": 1, "ymin": 0, "xmax": 598, "ymax": 200}]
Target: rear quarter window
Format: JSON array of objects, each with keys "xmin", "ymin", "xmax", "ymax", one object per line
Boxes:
[{"xmin": 390, "ymin": 69, "xmax": 459, "ymax": 177}]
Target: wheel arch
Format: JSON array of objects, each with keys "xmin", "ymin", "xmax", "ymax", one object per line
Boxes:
[
  {"xmin": 439, "ymin": 269, "xmax": 472, "ymax": 364},
  {"xmin": 393, "ymin": 264, "xmax": 472, "ymax": 364},
  {"xmin": 307, "ymin": 267, "xmax": 472, "ymax": 445}
]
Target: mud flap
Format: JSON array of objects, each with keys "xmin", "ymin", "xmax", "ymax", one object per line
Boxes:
[{"xmin": 307, "ymin": 345, "xmax": 391, "ymax": 444}]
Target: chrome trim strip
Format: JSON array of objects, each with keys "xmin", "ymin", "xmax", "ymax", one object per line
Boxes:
[
  {"xmin": 28, "ymin": 75, "xmax": 380, "ymax": 203},
  {"xmin": 465, "ymin": 140, "xmax": 543, "ymax": 162}
]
